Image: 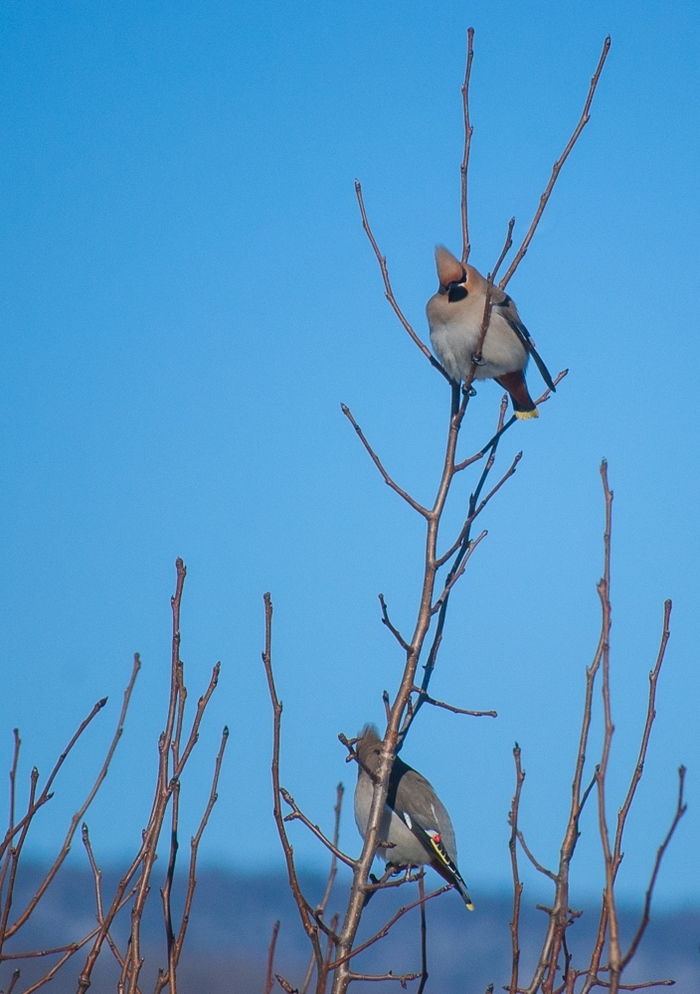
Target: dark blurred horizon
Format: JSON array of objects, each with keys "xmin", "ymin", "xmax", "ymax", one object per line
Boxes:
[{"xmin": 3, "ymin": 865, "xmax": 698, "ymax": 993}]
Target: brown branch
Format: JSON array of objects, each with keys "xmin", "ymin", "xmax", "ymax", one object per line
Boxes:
[
  {"xmin": 300, "ymin": 784, "xmax": 345, "ymax": 994},
  {"xmin": 454, "ymin": 394, "xmax": 509, "ymax": 474},
  {"xmin": 354, "ymin": 181, "xmax": 446, "ymax": 374},
  {"xmin": 280, "ymin": 788, "xmax": 355, "ymax": 869},
  {"xmin": 0, "ymin": 696, "xmax": 109, "ymax": 866},
  {"xmin": 431, "ymin": 530, "xmax": 487, "ymax": 613},
  {"xmin": 508, "ymin": 745, "xmax": 525, "ymax": 994},
  {"xmin": 264, "ymin": 921, "xmax": 281, "ymax": 994},
  {"xmin": 275, "ymin": 974, "xmax": 298, "ymax": 993},
  {"xmin": 416, "ymin": 872, "xmax": 429, "ymax": 994},
  {"xmin": 328, "ymin": 886, "xmax": 449, "ymax": 970},
  {"xmin": 346, "ymin": 971, "xmax": 422, "ymax": 986},
  {"xmin": 500, "ymin": 36, "xmax": 611, "ymax": 288},
  {"xmin": 410, "ymin": 687, "xmax": 496, "ymax": 719},
  {"xmin": 340, "ymin": 404, "xmax": 429, "ymax": 516},
  {"xmin": 80, "ymin": 560, "xmax": 220, "ymax": 994},
  {"xmin": 460, "ymin": 27, "xmax": 475, "ymax": 264},
  {"xmin": 157, "ymin": 724, "xmax": 230, "ymax": 992},
  {"xmin": 378, "ymin": 594, "xmax": 410, "ymax": 652},
  {"xmin": 595, "ymin": 462, "xmax": 619, "ymax": 992},
  {"xmin": 516, "ymin": 829, "xmax": 556, "ymax": 883},
  {"xmin": 6, "ymin": 661, "xmax": 139, "ymax": 941},
  {"xmin": 614, "ymin": 602, "xmax": 672, "ymax": 863},
  {"xmin": 262, "ymin": 593, "xmax": 324, "ymax": 972},
  {"xmin": 438, "ymin": 451, "xmax": 522, "ymax": 566},
  {"xmin": 525, "ymin": 462, "xmax": 613, "ymax": 994},
  {"xmin": 620, "ymin": 766, "xmax": 687, "ymax": 971},
  {"xmin": 489, "ymin": 217, "xmax": 515, "ymax": 283}
]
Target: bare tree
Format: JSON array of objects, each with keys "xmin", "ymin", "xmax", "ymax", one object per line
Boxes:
[
  {"xmin": 259, "ymin": 29, "xmax": 686, "ymax": 994},
  {"xmin": 0, "ymin": 559, "xmax": 226, "ymax": 994}
]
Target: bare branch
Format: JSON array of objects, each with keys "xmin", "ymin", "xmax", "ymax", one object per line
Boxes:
[
  {"xmin": 620, "ymin": 766, "xmax": 687, "ymax": 971},
  {"xmin": 329, "ymin": 886, "xmax": 450, "ymax": 970},
  {"xmin": 354, "ymin": 181, "xmax": 447, "ymax": 375},
  {"xmin": 500, "ymin": 37, "xmax": 611, "ymax": 288},
  {"xmin": 460, "ymin": 27, "xmax": 475, "ymax": 264},
  {"xmin": 264, "ymin": 921, "xmax": 281, "ymax": 994},
  {"xmin": 378, "ymin": 594, "xmax": 410, "ymax": 652},
  {"xmin": 508, "ymin": 745, "xmax": 525, "ymax": 994},
  {"xmin": 409, "ymin": 687, "xmax": 496, "ymax": 719},
  {"xmin": 280, "ymin": 787, "xmax": 355, "ymax": 869},
  {"xmin": 341, "ymin": 404, "xmax": 429, "ymax": 516},
  {"xmin": 261, "ymin": 594, "xmax": 324, "ymax": 971}
]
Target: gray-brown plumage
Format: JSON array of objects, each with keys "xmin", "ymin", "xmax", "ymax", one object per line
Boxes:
[
  {"xmin": 426, "ymin": 245, "xmax": 555, "ymax": 418},
  {"xmin": 353, "ymin": 724, "xmax": 474, "ymax": 910}
]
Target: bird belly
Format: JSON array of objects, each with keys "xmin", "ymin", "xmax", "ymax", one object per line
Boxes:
[
  {"xmin": 354, "ymin": 786, "xmax": 436, "ymax": 868},
  {"xmin": 379, "ymin": 807, "xmax": 432, "ymax": 867},
  {"xmin": 430, "ymin": 311, "xmax": 527, "ymax": 382}
]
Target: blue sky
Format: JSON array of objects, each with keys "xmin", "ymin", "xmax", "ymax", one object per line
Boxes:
[{"xmin": 0, "ymin": 1, "xmax": 698, "ymax": 911}]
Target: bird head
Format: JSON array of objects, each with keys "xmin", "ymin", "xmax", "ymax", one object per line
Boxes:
[
  {"xmin": 354, "ymin": 724, "xmax": 382, "ymax": 777},
  {"xmin": 434, "ymin": 246, "xmax": 486, "ymax": 303}
]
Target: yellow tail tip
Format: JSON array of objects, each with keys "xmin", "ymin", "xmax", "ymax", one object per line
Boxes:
[
  {"xmin": 515, "ymin": 408, "xmax": 539, "ymax": 420},
  {"xmin": 467, "ymin": 902, "xmax": 475, "ymax": 911}
]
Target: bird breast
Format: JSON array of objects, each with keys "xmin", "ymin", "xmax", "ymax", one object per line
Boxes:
[{"xmin": 427, "ymin": 296, "xmax": 528, "ymax": 383}]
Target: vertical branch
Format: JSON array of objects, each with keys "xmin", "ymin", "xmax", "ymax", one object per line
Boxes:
[
  {"xmin": 500, "ymin": 36, "xmax": 611, "ymax": 289},
  {"xmin": 416, "ymin": 872, "xmax": 429, "ymax": 994},
  {"xmin": 508, "ymin": 746, "xmax": 525, "ymax": 994},
  {"xmin": 595, "ymin": 461, "xmax": 619, "ymax": 992},
  {"xmin": 261, "ymin": 593, "xmax": 324, "ymax": 972},
  {"xmin": 525, "ymin": 461, "xmax": 612, "ymax": 994},
  {"xmin": 460, "ymin": 27, "xmax": 475, "ymax": 263},
  {"xmin": 264, "ymin": 921, "xmax": 281, "ymax": 994}
]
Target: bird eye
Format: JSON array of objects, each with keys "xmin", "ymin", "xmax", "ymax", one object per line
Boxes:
[{"xmin": 447, "ymin": 281, "xmax": 468, "ymax": 303}]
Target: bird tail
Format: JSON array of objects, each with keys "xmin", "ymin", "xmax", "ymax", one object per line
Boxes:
[
  {"xmin": 494, "ymin": 371, "xmax": 538, "ymax": 419},
  {"xmin": 423, "ymin": 830, "xmax": 475, "ymax": 911},
  {"xmin": 450, "ymin": 869, "xmax": 475, "ymax": 911}
]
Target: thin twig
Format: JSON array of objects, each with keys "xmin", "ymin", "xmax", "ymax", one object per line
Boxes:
[
  {"xmin": 378, "ymin": 595, "xmax": 410, "ymax": 652},
  {"xmin": 264, "ymin": 921, "xmax": 281, "ymax": 994},
  {"xmin": 516, "ymin": 829, "xmax": 557, "ymax": 883},
  {"xmin": 7, "ymin": 664, "xmax": 138, "ymax": 940},
  {"xmin": 280, "ymin": 789, "xmax": 354, "ymax": 868},
  {"xmin": 620, "ymin": 766, "xmax": 687, "ymax": 970},
  {"xmin": 500, "ymin": 37, "xmax": 611, "ymax": 288},
  {"xmin": 354, "ymin": 182, "xmax": 446, "ymax": 374},
  {"xmin": 416, "ymin": 872, "xmax": 429, "ymax": 994},
  {"xmin": 508, "ymin": 746, "xmax": 525, "ymax": 994},
  {"xmin": 460, "ymin": 27, "xmax": 475, "ymax": 264},
  {"xmin": 262, "ymin": 594, "xmax": 324, "ymax": 972},
  {"xmin": 328, "ymin": 886, "xmax": 449, "ymax": 970},
  {"xmin": 340, "ymin": 404, "xmax": 429, "ymax": 516},
  {"xmin": 409, "ymin": 687, "xmax": 496, "ymax": 719}
]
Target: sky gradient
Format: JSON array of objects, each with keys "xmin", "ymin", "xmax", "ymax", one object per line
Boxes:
[{"xmin": 0, "ymin": 1, "xmax": 698, "ymax": 908}]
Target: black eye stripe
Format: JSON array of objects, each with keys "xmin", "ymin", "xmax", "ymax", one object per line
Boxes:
[{"xmin": 448, "ymin": 284, "xmax": 468, "ymax": 303}]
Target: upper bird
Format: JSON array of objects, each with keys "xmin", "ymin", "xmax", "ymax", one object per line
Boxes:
[
  {"xmin": 353, "ymin": 724, "xmax": 474, "ymax": 910},
  {"xmin": 426, "ymin": 245, "xmax": 555, "ymax": 418}
]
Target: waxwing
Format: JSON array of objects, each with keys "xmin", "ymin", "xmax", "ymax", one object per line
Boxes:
[
  {"xmin": 426, "ymin": 245, "xmax": 555, "ymax": 418},
  {"xmin": 353, "ymin": 724, "xmax": 474, "ymax": 910}
]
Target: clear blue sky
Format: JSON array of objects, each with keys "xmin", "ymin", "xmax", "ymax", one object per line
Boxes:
[{"xmin": 1, "ymin": 1, "xmax": 698, "ymax": 909}]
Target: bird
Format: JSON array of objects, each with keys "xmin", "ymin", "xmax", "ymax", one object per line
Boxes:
[
  {"xmin": 426, "ymin": 245, "xmax": 555, "ymax": 418},
  {"xmin": 353, "ymin": 724, "xmax": 474, "ymax": 910}
]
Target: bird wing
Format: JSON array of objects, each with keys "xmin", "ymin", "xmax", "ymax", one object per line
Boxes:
[
  {"xmin": 394, "ymin": 808, "xmax": 474, "ymax": 910},
  {"xmin": 389, "ymin": 766, "xmax": 457, "ymax": 857},
  {"xmin": 495, "ymin": 295, "xmax": 556, "ymax": 392}
]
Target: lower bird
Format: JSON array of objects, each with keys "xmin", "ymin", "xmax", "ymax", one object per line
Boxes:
[
  {"xmin": 426, "ymin": 245, "xmax": 555, "ymax": 418},
  {"xmin": 353, "ymin": 724, "xmax": 474, "ymax": 910}
]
